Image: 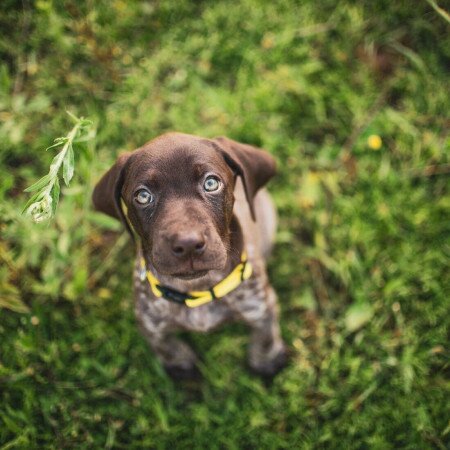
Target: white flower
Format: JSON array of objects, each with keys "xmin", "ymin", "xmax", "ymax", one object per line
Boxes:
[{"xmin": 26, "ymin": 193, "xmax": 53, "ymax": 223}]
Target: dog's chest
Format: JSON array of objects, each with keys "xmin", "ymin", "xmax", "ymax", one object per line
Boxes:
[{"xmin": 133, "ymin": 262, "xmax": 268, "ymax": 334}]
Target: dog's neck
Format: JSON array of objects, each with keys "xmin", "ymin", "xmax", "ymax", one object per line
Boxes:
[{"xmin": 143, "ymin": 215, "xmax": 244, "ymax": 293}]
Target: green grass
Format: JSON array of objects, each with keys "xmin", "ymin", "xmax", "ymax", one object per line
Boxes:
[{"xmin": 1, "ymin": 1, "xmax": 449, "ymax": 448}]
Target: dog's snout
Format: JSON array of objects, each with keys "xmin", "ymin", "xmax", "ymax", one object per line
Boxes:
[{"xmin": 170, "ymin": 231, "xmax": 206, "ymax": 258}]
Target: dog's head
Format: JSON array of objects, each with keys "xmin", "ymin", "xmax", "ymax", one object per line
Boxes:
[{"xmin": 92, "ymin": 133, "xmax": 275, "ymax": 279}]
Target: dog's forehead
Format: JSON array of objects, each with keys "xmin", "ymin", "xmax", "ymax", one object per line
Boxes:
[{"xmin": 127, "ymin": 133, "xmax": 229, "ymax": 181}]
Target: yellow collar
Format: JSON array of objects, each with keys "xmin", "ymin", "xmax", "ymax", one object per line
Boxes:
[
  {"xmin": 141, "ymin": 252, "xmax": 252, "ymax": 308},
  {"xmin": 120, "ymin": 198, "xmax": 252, "ymax": 308}
]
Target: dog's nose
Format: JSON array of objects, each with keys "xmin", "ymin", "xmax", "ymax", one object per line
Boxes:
[{"xmin": 170, "ymin": 232, "xmax": 206, "ymax": 258}]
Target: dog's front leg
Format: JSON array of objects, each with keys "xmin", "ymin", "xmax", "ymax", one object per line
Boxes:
[
  {"xmin": 138, "ymin": 318, "xmax": 199, "ymax": 379},
  {"xmin": 234, "ymin": 284, "xmax": 287, "ymax": 377},
  {"xmin": 134, "ymin": 264, "xmax": 199, "ymax": 379}
]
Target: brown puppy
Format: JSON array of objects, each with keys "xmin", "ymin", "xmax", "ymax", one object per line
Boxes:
[{"xmin": 93, "ymin": 132, "xmax": 287, "ymax": 378}]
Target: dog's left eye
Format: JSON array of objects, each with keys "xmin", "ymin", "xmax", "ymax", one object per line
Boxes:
[
  {"xmin": 135, "ymin": 189, "xmax": 154, "ymax": 205},
  {"xmin": 203, "ymin": 176, "xmax": 221, "ymax": 192}
]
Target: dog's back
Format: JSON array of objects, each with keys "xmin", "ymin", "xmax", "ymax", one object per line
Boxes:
[{"xmin": 234, "ymin": 178, "xmax": 277, "ymax": 260}]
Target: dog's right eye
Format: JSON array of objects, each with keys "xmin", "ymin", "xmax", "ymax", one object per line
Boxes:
[
  {"xmin": 135, "ymin": 189, "xmax": 154, "ymax": 205},
  {"xmin": 203, "ymin": 175, "xmax": 221, "ymax": 192}
]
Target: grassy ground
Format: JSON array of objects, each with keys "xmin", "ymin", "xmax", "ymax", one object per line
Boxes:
[{"xmin": 1, "ymin": 1, "xmax": 449, "ymax": 448}]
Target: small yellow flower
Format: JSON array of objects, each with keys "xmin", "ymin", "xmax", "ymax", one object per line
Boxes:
[
  {"xmin": 377, "ymin": 202, "xmax": 389, "ymax": 217},
  {"xmin": 30, "ymin": 316, "xmax": 40, "ymax": 326},
  {"xmin": 97, "ymin": 288, "xmax": 111, "ymax": 299},
  {"xmin": 27, "ymin": 62, "xmax": 38, "ymax": 76},
  {"xmin": 122, "ymin": 54, "xmax": 132, "ymax": 65},
  {"xmin": 114, "ymin": 0, "xmax": 126, "ymax": 11},
  {"xmin": 112, "ymin": 46, "xmax": 122, "ymax": 57},
  {"xmin": 367, "ymin": 134, "xmax": 382, "ymax": 150},
  {"xmin": 72, "ymin": 343, "xmax": 81, "ymax": 352},
  {"xmin": 261, "ymin": 33, "xmax": 275, "ymax": 49},
  {"xmin": 431, "ymin": 345, "xmax": 444, "ymax": 354},
  {"xmin": 298, "ymin": 197, "xmax": 314, "ymax": 209},
  {"xmin": 293, "ymin": 338, "xmax": 304, "ymax": 350}
]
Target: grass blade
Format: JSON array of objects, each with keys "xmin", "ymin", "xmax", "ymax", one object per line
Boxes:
[
  {"xmin": 63, "ymin": 144, "xmax": 75, "ymax": 185},
  {"xmin": 23, "ymin": 174, "xmax": 51, "ymax": 192},
  {"xmin": 51, "ymin": 177, "xmax": 60, "ymax": 215}
]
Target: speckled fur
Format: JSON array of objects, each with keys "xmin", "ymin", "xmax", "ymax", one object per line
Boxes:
[{"xmin": 134, "ymin": 180, "xmax": 287, "ymax": 376}]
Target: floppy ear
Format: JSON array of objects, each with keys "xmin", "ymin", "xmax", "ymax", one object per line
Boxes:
[
  {"xmin": 212, "ymin": 137, "xmax": 276, "ymax": 220},
  {"xmin": 92, "ymin": 152, "xmax": 132, "ymax": 223}
]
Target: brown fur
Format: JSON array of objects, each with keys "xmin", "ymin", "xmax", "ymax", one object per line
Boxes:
[{"xmin": 93, "ymin": 132, "xmax": 287, "ymax": 377}]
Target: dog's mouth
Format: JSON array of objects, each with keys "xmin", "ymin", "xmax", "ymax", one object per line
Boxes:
[
  {"xmin": 151, "ymin": 245, "xmax": 228, "ymax": 279},
  {"xmin": 172, "ymin": 270, "xmax": 209, "ymax": 280}
]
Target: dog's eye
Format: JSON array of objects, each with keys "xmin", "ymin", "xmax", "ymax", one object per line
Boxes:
[
  {"xmin": 203, "ymin": 176, "xmax": 221, "ymax": 192},
  {"xmin": 135, "ymin": 189, "xmax": 154, "ymax": 205}
]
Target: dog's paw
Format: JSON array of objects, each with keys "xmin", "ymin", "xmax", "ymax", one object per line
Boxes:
[
  {"xmin": 249, "ymin": 346, "xmax": 289, "ymax": 379},
  {"xmin": 164, "ymin": 363, "xmax": 202, "ymax": 381}
]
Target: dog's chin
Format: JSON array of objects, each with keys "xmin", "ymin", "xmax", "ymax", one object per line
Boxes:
[
  {"xmin": 155, "ymin": 262, "xmax": 226, "ymax": 280},
  {"xmin": 171, "ymin": 270, "xmax": 209, "ymax": 280},
  {"xmin": 151, "ymin": 251, "xmax": 228, "ymax": 280}
]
